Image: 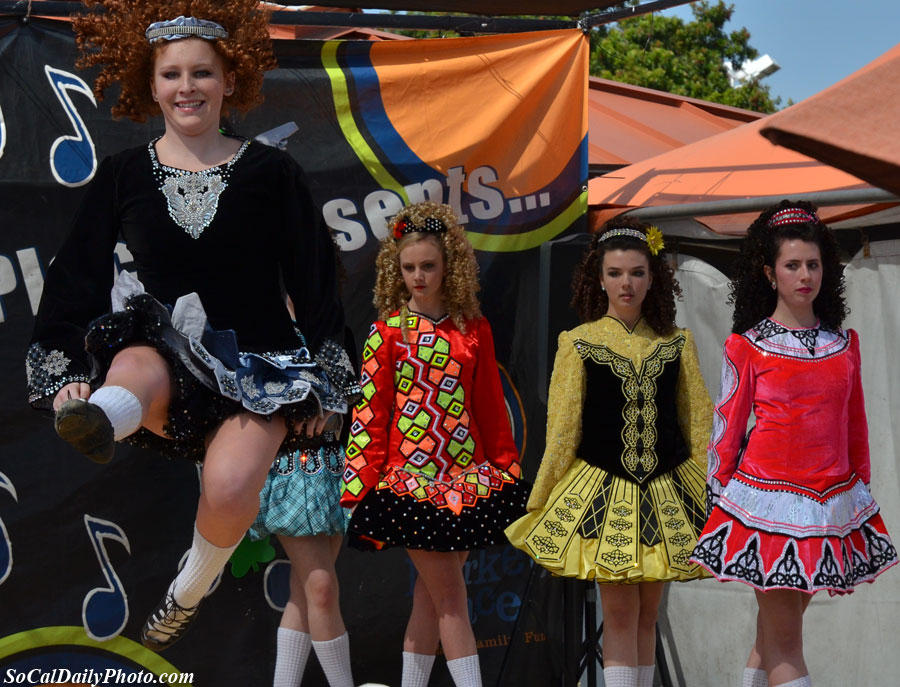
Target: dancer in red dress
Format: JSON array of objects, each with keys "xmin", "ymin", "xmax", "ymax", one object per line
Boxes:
[
  {"xmin": 691, "ymin": 201, "xmax": 897, "ymax": 687},
  {"xmin": 340, "ymin": 202, "xmax": 527, "ymax": 687}
]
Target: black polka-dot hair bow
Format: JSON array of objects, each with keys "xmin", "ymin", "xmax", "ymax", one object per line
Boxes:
[{"xmin": 392, "ymin": 216, "xmax": 448, "ymax": 240}]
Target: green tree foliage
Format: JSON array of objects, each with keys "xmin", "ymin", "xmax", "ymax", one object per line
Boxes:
[{"xmin": 591, "ymin": 1, "xmax": 779, "ymax": 113}]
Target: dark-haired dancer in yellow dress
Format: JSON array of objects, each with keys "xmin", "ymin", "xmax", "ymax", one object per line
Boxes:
[{"xmin": 506, "ymin": 218, "xmax": 712, "ymax": 687}]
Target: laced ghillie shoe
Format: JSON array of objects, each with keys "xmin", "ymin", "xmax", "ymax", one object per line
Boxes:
[
  {"xmin": 140, "ymin": 587, "xmax": 201, "ymax": 651},
  {"xmin": 54, "ymin": 399, "xmax": 115, "ymax": 464}
]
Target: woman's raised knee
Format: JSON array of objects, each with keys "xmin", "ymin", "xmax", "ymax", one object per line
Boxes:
[{"xmin": 107, "ymin": 346, "xmax": 171, "ymax": 396}]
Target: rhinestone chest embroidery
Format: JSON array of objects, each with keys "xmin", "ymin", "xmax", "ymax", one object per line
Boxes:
[{"xmin": 149, "ymin": 138, "xmax": 249, "ymax": 239}]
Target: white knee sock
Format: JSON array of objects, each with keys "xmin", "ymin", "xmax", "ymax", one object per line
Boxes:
[
  {"xmin": 274, "ymin": 627, "xmax": 311, "ymax": 687},
  {"xmin": 603, "ymin": 665, "xmax": 637, "ymax": 687},
  {"xmin": 89, "ymin": 386, "xmax": 142, "ymax": 440},
  {"xmin": 743, "ymin": 667, "xmax": 769, "ymax": 687},
  {"xmin": 312, "ymin": 632, "xmax": 354, "ymax": 687},
  {"xmin": 637, "ymin": 664, "xmax": 655, "ymax": 687},
  {"xmin": 773, "ymin": 677, "xmax": 811, "ymax": 687},
  {"xmin": 446, "ymin": 654, "xmax": 482, "ymax": 687},
  {"xmin": 172, "ymin": 525, "xmax": 238, "ymax": 608},
  {"xmin": 402, "ymin": 651, "xmax": 436, "ymax": 687}
]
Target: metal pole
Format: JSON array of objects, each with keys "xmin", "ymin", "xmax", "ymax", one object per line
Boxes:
[
  {"xmin": 584, "ymin": 0, "xmax": 697, "ymax": 28},
  {"xmin": 622, "ymin": 188, "xmax": 900, "ymax": 221},
  {"xmin": 0, "ymin": 0, "xmax": 697, "ymax": 33}
]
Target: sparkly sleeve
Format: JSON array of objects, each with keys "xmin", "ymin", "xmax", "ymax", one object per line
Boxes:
[
  {"xmin": 470, "ymin": 318, "xmax": 519, "ymax": 475},
  {"xmin": 707, "ymin": 334, "xmax": 756, "ymax": 505},
  {"xmin": 527, "ymin": 330, "xmax": 585, "ymax": 512},
  {"xmin": 846, "ymin": 331, "xmax": 871, "ymax": 484},
  {"xmin": 26, "ymin": 157, "xmax": 120, "ymax": 410},
  {"xmin": 278, "ymin": 154, "xmax": 360, "ymax": 408},
  {"xmin": 341, "ymin": 321, "xmax": 394, "ymax": 507},
  {"xmin": 675, "ymin": 329, "xmax": 713, "ymax": 473}
]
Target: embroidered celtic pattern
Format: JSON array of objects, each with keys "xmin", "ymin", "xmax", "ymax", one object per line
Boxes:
[
  {"xmin": 609, "ymin": 518, "xmax": 632, "ymax": 531},
  {"xmin": 812, "ymin": 542, "xmax": 846, "ymax": 590},
  {"xmin": 605, "ymin": 533, "xmax": 632, "ymax": 548},
  {"xmin": 753, "ymin": 319, "xmax": 820, "ymax": 355},
  {"xmin": 543, "ymin": 521, "xmax": 568, "ymax": 538},
  {"xmin": 691, "ymin": 524, "xmax": 729, "ymax": 575},
  {"xmin": 554, "ymin": 507, "xmax": 575, "ymax": 522},
  {"xmin": 723, "ymin": 535, "xmax": 765, "ymax": 587},
  {"xmin": 863, "ymin": 523, "xmax": 898, "ymax": 571},
  {"xmin": 574, "ymin": 336, "xmax": 684, "ymax": 481},
  {"xmin": 672, "ymin": 549, "xmax": 692, "ymax": 566},
  {"xmin": 563, "ymin": 496, "xmax": 582, "ymax": 510},
  {"xmin": 532, "ymin": 536, "xmax": 559, "ymax": 555},
  {"xmin": 601, "ymin": 549, "xmax": 632, "ymax": 566},
  {"xmin": 765, "ymin": 543, "xmax": 809, "ymax": 590},
  {"xmin": 668, "ymin": 532, "xmax": 691, "ymax": 547}
]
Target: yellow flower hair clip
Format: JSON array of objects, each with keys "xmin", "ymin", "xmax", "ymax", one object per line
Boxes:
[{"xmin": 645, "ymin": 225, "xmax": 665, "ymax": 256}]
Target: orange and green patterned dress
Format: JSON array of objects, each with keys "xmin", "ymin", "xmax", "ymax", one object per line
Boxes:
[{"xmin": 340, "ymin": 310, "xmax": 527, "ymax": 551}]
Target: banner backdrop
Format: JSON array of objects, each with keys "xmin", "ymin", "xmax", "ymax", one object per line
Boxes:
[{"xmin": 0, "ymin": 19, "xmax": 588, "ymax": 687}]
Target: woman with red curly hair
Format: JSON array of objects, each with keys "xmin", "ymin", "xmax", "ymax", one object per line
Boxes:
[
  {"xmin": 340, "ymin": 202, "xmax": 528, "ymax": 687},
  {"xmin": 691, "ymin": 201, "xmax": 897, "ymax": 687},
  {"xmin": 25, "ymin": 1, "xmax": 360, "ymax": 674},
  {"xmin": 506, "ymin": 217, "xmax": 713, "ymax": 687}
]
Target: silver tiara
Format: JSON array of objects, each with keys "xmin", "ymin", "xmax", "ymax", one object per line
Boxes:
[
  {"xmin": 145, "ymin": 16, "xmax": 228, "ymax": 44},
  {"xmin": 599, "ymin": 228, "xmax": 645, "ymax": 243}
]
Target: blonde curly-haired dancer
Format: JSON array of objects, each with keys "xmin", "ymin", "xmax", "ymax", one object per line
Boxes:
[
  {"xmin": 341, "ymin": 202, "xmax": 529, "ymax": 687},
  {"xmin": 26, "ymin": 3, "xmax": 359, "ymax": 681}
]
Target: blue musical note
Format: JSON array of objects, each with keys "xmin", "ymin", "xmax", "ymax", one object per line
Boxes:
[
  {"xmin": 0, "ymin": 471, "xmax": 17, "ymax": 586},
  {"xmin": 82, "ymin": 515, "xmax": 131, "ymax": 641},
  {"xmin": 44, "ymin": 65, "xmax": 97, "ymax": 187},
  {"xmin": 263, "ymin": 559, "xmax": 291, "ymax": 611}
]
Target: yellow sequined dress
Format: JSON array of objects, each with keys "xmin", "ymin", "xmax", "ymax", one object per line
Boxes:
[{"xmin": 505, "ymin": 316, "xmax": 713, "ymax": 582}]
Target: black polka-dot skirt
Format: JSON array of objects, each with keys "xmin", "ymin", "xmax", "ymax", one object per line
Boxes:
[{"xmin": 347, "ymin": 464, "xmax": 530, "ymax": 552}]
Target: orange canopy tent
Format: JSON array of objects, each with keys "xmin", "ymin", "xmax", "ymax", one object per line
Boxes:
[
  {"xmin": 760, "ymin": 43, "xmax": 900, "ymax": 197},
  {"xmin": 588, "ymin": 107, "xmax": 900, "ymax": 237},
  {"xmin": 587, "ymin": 77, "xmax": 760, "ymax": 173}
]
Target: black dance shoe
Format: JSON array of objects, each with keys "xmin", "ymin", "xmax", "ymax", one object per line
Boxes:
[
  {"xmin": 140, "ymin": 587, "xmax": 201, "ymax": 652},
  {"xmin": 54, "ymin": 399, "xmax": 115, "ymax": 464}
]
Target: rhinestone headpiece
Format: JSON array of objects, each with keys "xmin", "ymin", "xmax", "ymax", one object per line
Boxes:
[
  {"xmin": 598, "ymin": 225, "xmax": 665, "ymax": 256},
  {"xmin": 392, "ymin": 217, "xmax": 448, "ymax": 240},
  {"xmin": 146, "ymin": 16, "xmax": 229, "ymax": 44},
  {"xmin": 767, "ymin": 208, "xmax": 819, "ymax": 228}
]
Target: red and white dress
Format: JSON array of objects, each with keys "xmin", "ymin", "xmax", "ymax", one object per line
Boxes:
[{"xmin": 691, "ymin": 319, "xmax": 897, "ymax": 594}]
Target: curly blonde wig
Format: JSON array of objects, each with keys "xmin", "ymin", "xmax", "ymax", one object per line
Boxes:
[
  {"xmin": 72, "ymin": 0, "xmax": 277, "ymax": 122},
  {"xmin": 373, "ymin": 202, "xmax": 482, "ymax": 339}
]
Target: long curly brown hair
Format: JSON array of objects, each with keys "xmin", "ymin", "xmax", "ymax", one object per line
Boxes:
[
  {"xmin": 373, "ymin": 202, "xmax": 482, "ymax": 339},
  {"xmin": 730, "ymin": 200, "xmax": 848, "ymax": 333},
  {"xmin": 571, "ymin": 216, "xmax": 681, "ymax": 336},
  {"xmin": 72, "ymin": 0, "xmax": 276, "ymax": 122}
]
